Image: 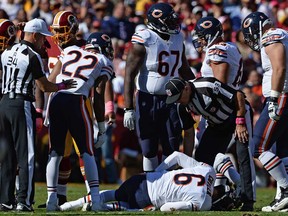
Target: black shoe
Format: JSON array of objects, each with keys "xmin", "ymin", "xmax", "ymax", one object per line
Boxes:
[
  {"xmin": 16, "ymin": 203, "xmax": 33, "ymax": 212},
  {"xmin": 58, "ymin": 194, "xmax": 67, "ymax": 205},
  {"xmin": 0, "ymin": 203, "xmax": 14, "ymax": 211},
  {"xmin": 271, "ymin": 187, "xmax": 288, "ymax": 211},
  {"xmin": 240, "ymin": 202, "xmax": 254, "ymax": 211}
]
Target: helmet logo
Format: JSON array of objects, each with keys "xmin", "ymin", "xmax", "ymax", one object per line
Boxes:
[
  {"xmin": 7, "ymin": 25, "xmax": 16, "ymax": 37},
  {"xmin": 152, "ymin": 9, "xmax": 163, "ymax": 18},
  {"xmin": 166, "ymin": 89, "xmax": 172, "ymax": 96},
  {"xmin": 101, "ymin": 34, "xmax": 111, "ymax": 42},
  {"xmin": 243, "ymin": 18, "xmax": 252, "ymax": 28},
  {"xmin": 68, "ymin": 14, "xmax": 76, "ymax": 25},
  {"xmin": 200, "ymin": 21, "xmax": 213, "ymax": 29}
]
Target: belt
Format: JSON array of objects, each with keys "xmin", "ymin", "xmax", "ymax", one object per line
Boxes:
[{"xmin": 3, "ymin": 93, "xmax": 34, "ymax": 102}]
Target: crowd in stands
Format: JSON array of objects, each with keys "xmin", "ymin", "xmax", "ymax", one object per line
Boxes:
[{"xmin": 1, "ymin": 0, "xmax": 287, "ymax": 187}]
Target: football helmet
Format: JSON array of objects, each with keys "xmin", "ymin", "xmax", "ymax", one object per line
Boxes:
[
  {"xmin": 85, "ymin": 32, "xmax": 114, "ymax": 61},
  {"xmin": 147, "ymin": 3, "xmax": 181, "ymax": 35},
  {"xmin": 0, "ymin": 19, "xmax": 16, "ymax": 53},
  {"xmin": 192, "ymin": 16, "xmax": 223, "ymax": 53},
  {"xmin": 212, "ymin": 185, "xmax": 235, "ymax": 211},
  {"xmin": 50, "ymin": 11, "xmax": 79, "ymax": 48},
  {"xmin": 241, "ymin": 12, "xmax": 273, "ymax": 51}
]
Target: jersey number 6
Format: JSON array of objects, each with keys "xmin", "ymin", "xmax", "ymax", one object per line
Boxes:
[{"xmin": 174, "ymin": 173, "xmax": 205, "ymax": 186}]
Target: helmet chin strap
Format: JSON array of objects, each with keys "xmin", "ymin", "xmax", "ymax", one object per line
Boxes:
[
  {"xmin": 257, "ymin": 20, "xmax": 263, "ymax": 51},
  {"xmin": 207, "ymin": 31, "xmax": 220, "ymax": 49}
]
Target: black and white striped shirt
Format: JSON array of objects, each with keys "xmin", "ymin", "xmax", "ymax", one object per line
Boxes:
[
  {"xmin": 1, "ymin": 41, "xmax": 46, "ymax": 101},
  {"xmin": 186, "ymin": 77, "xmax": 237, "ymax": 125}
]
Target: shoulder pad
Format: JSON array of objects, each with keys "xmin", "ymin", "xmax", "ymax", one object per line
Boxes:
[
  {"xmin": 131, "ymin": 29, "xmax": 156, "ymax": 45},
  {"xmin": 261, "ymin": 28, "xmax": 285, "ymax": 47},
  {"xmin": 207, "ymin": 45, "xmax": 228, "ymax": 60}
]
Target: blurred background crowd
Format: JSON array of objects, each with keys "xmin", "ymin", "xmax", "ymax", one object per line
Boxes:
[{"xmin": 1, "ymin": 0, "xmax": 287, "ymax": 188}]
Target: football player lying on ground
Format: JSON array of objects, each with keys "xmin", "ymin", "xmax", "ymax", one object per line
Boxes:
[{"xmin": 59, "ymin": 151, "xmax": 239, "ymax": 211}]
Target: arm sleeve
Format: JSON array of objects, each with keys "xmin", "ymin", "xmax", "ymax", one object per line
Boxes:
[
  {"xmin": 160, "ymin": 201, "xmax": 198, "ymax": 211},
  {"xmin": 155, "ymin": 151, "xmax": 201, "ymax": 172}
]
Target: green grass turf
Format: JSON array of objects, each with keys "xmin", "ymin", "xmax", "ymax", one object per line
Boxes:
[{"xmin": 0, "ymin": 183, "xmax": 285, "ymax": 215}]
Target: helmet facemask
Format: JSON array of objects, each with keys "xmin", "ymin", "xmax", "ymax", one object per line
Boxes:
[
  {"xmin": 162, "ymin": 12, "xmax": 181, "ymax": 35},
  {"xmin": 192, "ymin": 17, "xmax": 223, "ymax": 53},
  {"xmin": 148, "ymin": 12, "xmax": 181, "ymax": 35},
  {"xmin": 147, "ymin": 3, "xmax": 181, "ymax": 35},
  {"xmin": 191, "ymin": 31, "xmax": 206, "ymax": 53}
]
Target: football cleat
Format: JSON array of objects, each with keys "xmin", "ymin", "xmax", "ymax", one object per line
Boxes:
[{"xmin": 271, "ymin": 187, "xmax": 288, "ymax": 211}]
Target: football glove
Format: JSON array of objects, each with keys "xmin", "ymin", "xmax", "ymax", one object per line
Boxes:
[
  {"xmin": 268, "ymin": 97, "xmax": 280, "ymax": 121},
  {"xmin": 123, "ymin": 109, "xmax": 135, "ymax": 130}
]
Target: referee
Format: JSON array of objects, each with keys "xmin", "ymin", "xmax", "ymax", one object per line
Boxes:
[
  {"xmin": 165, "ymin": 77, "xmax": 254, "ymax": 209},
  {"xmin": 0, "ymin": 18, "xmax": 75, "ymax": 212}
]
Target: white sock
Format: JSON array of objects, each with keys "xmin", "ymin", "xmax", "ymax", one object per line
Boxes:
[
  {"xmin": 259, "ymin": 151, "xmax": 288, "ymax": 189},
  {"xmin": 82, "ymin": 153, "xmax": 100, "ymax": 203},
  {"xmin": 60, "ymin": 196, "xmax": 87, "ymax": 211},
  {"xmin": 214, "ymin": 173, "xmax": 227, "ymax": 187},
  {"xmin": 214, "ymin": 153, "xmax": 241, "ymax": 185},
  {"xmin": 46, "ymin": 151, "xmax": 62, "ymax": 203},
  {"xmin": 143, "ymin": 156, "xmax": 158, "ymax": 172}
]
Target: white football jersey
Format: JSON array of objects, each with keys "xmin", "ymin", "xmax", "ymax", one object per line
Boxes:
[
  {"xmin": 147, "ymin": 164, "xmax": 215, "ymax": 211},
  {"xmin": 201, "ymin": 42, "xmax": 243, "ymax": 90},
  {"xmin": 56, "ymin": 45, "xmax": 114, "ymax": 98},
  {"xmin": 260, "ymin": 28, "xmax": 288, "ymax": 97},
  {"xmin": 131, "ymin": 29, "xmax": 184, "ymax": 95}
]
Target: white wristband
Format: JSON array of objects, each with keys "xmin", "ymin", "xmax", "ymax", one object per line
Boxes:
[
  {"xmin": 271, "ymin": 90, "xmax": 281, "ymax": 98},
  {"xmin": 98, "ymin": 122, "xmax": 106, "ymax": 134}
]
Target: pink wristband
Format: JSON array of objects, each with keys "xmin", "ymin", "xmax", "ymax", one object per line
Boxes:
[
  {"xmin": 105, "ymin": 101, "xmax": 114, "ymax": 115},
  {"xmin": 57, "ymin": 83, "xmax": 66, "ymax": 91},
  {"xmin": 235, "ymin": 117, "xmax": 246, "ymax": 125},
  {"xmin": 36, "ymin": 108, "xmax": 43, "ymax": 114}
]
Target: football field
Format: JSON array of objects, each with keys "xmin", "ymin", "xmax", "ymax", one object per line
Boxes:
[{"xmin": 1, "ymin": 183, "xmax": 285, "ymax": 215}]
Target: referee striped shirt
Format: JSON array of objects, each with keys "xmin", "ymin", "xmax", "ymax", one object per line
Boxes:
[
  {"xmin": 187, "ymin": 77, "xmax": 237, "ymax": 125},
  {"xmin": 1, "ymin": 40, "xmax": 46, "ymax": 101}
]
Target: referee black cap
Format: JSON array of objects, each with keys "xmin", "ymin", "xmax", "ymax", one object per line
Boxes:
[{"xmin": 165, "ymin": 77, "xmax": 186, "ymax": 104}]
